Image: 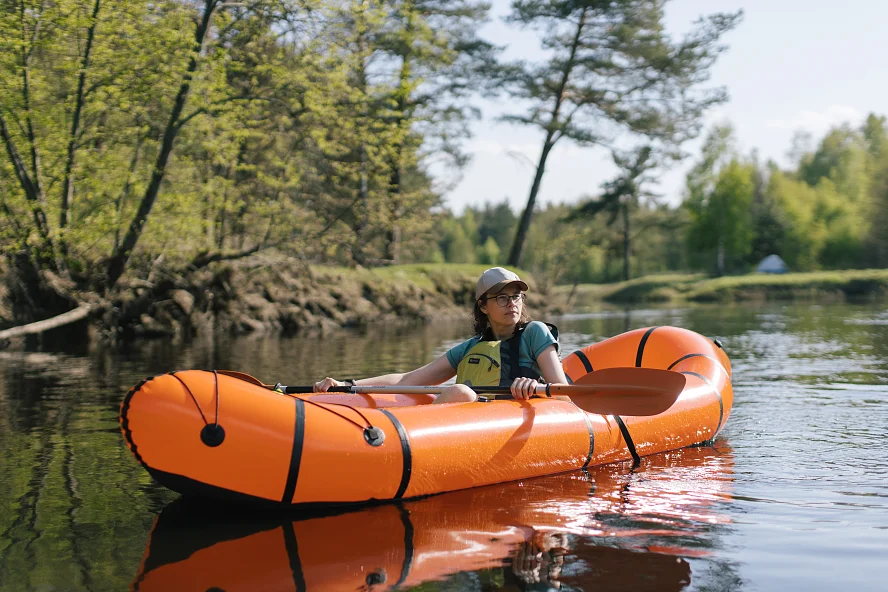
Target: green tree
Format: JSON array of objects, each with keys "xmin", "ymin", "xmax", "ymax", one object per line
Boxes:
[
  {"xmin": 776, "ymin": 124, "xmax": 871, "ymax": 269},
  {"xmin": 862, "ymin": 114, "xmax": 888, "ymax": 266},
  {"xmin": 499, "ymin": 0, "xmax": 742, "ymax": 266},
  {"xmin": 475, "ymin": 235, "xmax": 502, "ymax": 264},
  {"xmin": 0, "ymin": 0, "xmax": 319, "ymax": 316},
  {"xmin": 686, "ymin": 160, "xmax": 755, "ymax": 275},
  {"xmin": 764, "ymin": 171, "xmax": 826, "ymax": 270},
  {"xmin": 474, "ymin": 199, "xmax": 517, "ymax": 254},
  {"xmin": 568, "ymin": 146, "xmax": 659, "ymax": 281},
  {"xmin": 439, "ymin": 215, "xmax": 475, "ymax": 262},
  {"xmin": 376, "ymin": 0, "xmax": 496, "ymax": 263}
]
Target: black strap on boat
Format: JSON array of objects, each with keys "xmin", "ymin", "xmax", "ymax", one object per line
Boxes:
[
  {"xmin": 381, "ymin": 410, "xmax": 412, "ymax": 499},
  {"xmin": 281, "ymin": 398, "xmax": 306, "ymax": 504},
  {"xmin": 581, "ymin": 411, "xmax": 595, "ymax": 467},
  {"xmin": 681, "ymin": 371, "xmax": 725, "ymax": 441},
  {"xmin": 606, "ymin": 327, "xmax": 659, "ymax": 466},
  {"xmin": 668, "ymin": 353, "xmax": 731, "ymax": 381},
  {"xmin": 574, "ymin": 349, "xmax": 594, "ymax": 374},
  {"xmin": 635, "ymin": 326, "xmax": 659, "ymax": 367},
  {"xmin": 613, "ymin": 415, "xmax": 640, "ymax": 466}
]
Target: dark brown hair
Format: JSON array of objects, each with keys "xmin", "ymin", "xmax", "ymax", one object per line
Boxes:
[{"xmin": 472, "ymin": 295, "xmax": 532, "ymax": 336}]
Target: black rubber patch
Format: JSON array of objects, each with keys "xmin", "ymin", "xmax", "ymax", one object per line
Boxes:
[
  {"xmin": 200, "ymin": 424, "xmax": 225, "ymax": 447},
  {"xmin": 381, "ymin": 410, "xmax": 412, "ymax": 499},
  {"xmin": 635, "ymin": 326, "xmax": 659, "ymax": 367},
  {"xmin": 281, "ymin": 398, "xmax": 306, "ymax": 504}
]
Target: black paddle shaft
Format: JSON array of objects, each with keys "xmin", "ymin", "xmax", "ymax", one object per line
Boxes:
[{"xmin": 282, "ymin": 385, "xmax": 552, "ymax": 396}]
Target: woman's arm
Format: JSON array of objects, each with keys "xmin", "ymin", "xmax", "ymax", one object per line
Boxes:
[
  {"xmin": 510, "ymin": 344, "xmax": 568, "ymax": 399},
  {"xmin": 314, "ymin": 354, "xmax": 456, "ymax": 391},
  {"xmin": 536, "ymin": 344, "xmax": 568, "ymax": 384}
]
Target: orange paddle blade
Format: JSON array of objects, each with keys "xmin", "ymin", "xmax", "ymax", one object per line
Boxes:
[{"xmin": 548, "ymin": 367, "xmax": 685, "ymax": 416}]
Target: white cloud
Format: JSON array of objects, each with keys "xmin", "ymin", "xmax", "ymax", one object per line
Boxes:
[{"xmin": 765, "ymin": 104, "xmax": 864, "ymax": 132}]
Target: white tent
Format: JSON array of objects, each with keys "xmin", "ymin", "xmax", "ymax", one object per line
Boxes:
[{"xmin": 756, "ymin": 254, "xmax": 789, "ymax": 274}]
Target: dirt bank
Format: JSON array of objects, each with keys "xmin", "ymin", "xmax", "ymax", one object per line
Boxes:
[{"xmin": 0, "ymin": 260, "xmax": 544, "ymax": 342}]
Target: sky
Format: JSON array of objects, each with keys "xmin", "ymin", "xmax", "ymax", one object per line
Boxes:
[{"xmin": 434, "ymin": 0, "xmax": 888, "ymax": 213}]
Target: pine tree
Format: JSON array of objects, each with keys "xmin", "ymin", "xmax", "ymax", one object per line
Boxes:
[{"xmin": 499, "ymin": 0, "xmax": 741, "ymax": 266}]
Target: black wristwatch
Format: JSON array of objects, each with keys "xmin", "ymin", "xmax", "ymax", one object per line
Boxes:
[{"xmin": 343, "ymin": 379, "xmax": 357, "ymax": 386}]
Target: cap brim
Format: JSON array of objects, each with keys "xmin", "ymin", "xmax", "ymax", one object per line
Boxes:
[{"xmin": 477, "ymin": 279, "xmax": 529, "ymax": 300}]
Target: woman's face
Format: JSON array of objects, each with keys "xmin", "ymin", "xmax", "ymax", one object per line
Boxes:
[{"xmin": 479, "ymin": 284, "xmax": 525, "ymax": 326}]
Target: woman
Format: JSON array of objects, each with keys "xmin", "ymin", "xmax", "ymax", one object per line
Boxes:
[{"xmin": 313, "ymin": 267, "xmax": 568, "ymax": 403}]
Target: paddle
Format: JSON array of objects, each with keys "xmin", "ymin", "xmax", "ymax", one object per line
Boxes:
[{"xmin": 280, "ymin": 367, "xmax": 685, "ymax": 417}]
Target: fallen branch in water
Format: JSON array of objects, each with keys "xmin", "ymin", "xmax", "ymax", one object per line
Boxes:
[{"xmin": 0, "ymin": 304, "xmax": 93, "ymax": 341}]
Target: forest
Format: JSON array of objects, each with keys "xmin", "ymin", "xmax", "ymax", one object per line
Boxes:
[{"xmin": 1, "ymin": 0, "xmax": 885, "ymax": 331}]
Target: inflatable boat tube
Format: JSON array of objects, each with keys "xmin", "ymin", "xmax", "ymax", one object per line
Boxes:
[{"xmin": 119, "ymin": 326, "xmax": 732, "ymax": 506}]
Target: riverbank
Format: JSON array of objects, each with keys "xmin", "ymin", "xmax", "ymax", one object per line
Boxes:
[
  {"xmin": 0, "ymin": 259, "xmax": 541, "ymax": 342},
  {"xmin": 552, "ymin": 269, "xmax": 888, "ymax": 309},
  {"xmin": 3, "ymin": 261, "xmax": 886, "ymax": 344}
]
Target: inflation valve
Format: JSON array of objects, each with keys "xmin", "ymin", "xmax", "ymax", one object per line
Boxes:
[
  {"xmin": 363, "ymin": 426, "xmax": 386, "ymax": 447},
  {"xmin": 200, "ymin": 424, "xmax": 226, "ymax": 447}
]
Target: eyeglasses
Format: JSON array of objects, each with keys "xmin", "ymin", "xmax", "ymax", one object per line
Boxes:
[{"xmin": 484, "ymin": 293, "xmax": 525, "ymax": 307}]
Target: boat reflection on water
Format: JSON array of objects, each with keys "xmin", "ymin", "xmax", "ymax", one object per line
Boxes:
[{"xmin": 132, "ymin": 442, "xmax": 734, "ymax": 592}]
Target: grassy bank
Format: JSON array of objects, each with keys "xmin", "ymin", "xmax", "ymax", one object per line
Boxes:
[
  {"xmin": 0, "ymin": 260, "xmax": 539, "ymax": 339},
  {"xmin": 9, "ymin": 260, "xmax": 883, "ymax": 341},
  {"xmin": 552, "ymin": 269, "xmax": 888, "ymax": 308}
]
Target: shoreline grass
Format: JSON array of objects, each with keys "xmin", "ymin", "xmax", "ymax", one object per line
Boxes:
[{"xmin": 551, "ymin": 269, "xmax": 888, "ymax": 308}]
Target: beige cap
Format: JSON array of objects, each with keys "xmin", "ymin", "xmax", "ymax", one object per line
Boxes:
[{"xmin": 475, "ymin": 267, "xmax": 529, "ymax": 300}]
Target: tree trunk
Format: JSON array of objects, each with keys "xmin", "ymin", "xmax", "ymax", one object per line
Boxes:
[
  {"xmin": 622, "ymin": 203, "xmax": 631, "ymax": 282},
  {"xmin": 59, "ymin": 0, "xmax": 102, "ymax": 255},
  {"xmin": 354, "ymin": 144, "xmax": 369, "ymax": 265},
  {"xmin": 0, "ymin": 114, "xmax": 55, "ymax": 267},
  {"xmin": 508, "ymin": 137, "xmax": 555, "ymax": 267},
  {"xmin": 384, "ymin": 6, "xmax": 414, "ymax": 266},
  {"xmin": 604, "ymin": 247, "xmax": 611, "ymax": 283},
  {"xmin": 114, "ymin": 138, "xmax": 144, "ymax": 252},
  {"xmin": 507, "ymin": 8, "xmax": 586, "ymax": 267},
  {"xmin": 352, "ymin": 7, "xmax": 370, "ymax": 266},
  {"xmin": 384, "ymin": 162, "xmax": 401, "ymax": 264},
  {"xmin": 105, "ymin": 0, "xmax": 218, "ymax": 291}
]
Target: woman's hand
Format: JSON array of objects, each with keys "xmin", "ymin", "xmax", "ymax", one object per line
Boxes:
[
  {"xmin": 313, "ymin": 377, "xmax": 344, "ymax": 393},
  {"xmin": 511, "ymin": 377, "xmax": 539, "ymax": 400}
]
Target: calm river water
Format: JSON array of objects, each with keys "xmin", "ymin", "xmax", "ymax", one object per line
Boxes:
[{"xmin": 1, "ymin": 301, "xmax": 886, "ymax": 591}]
